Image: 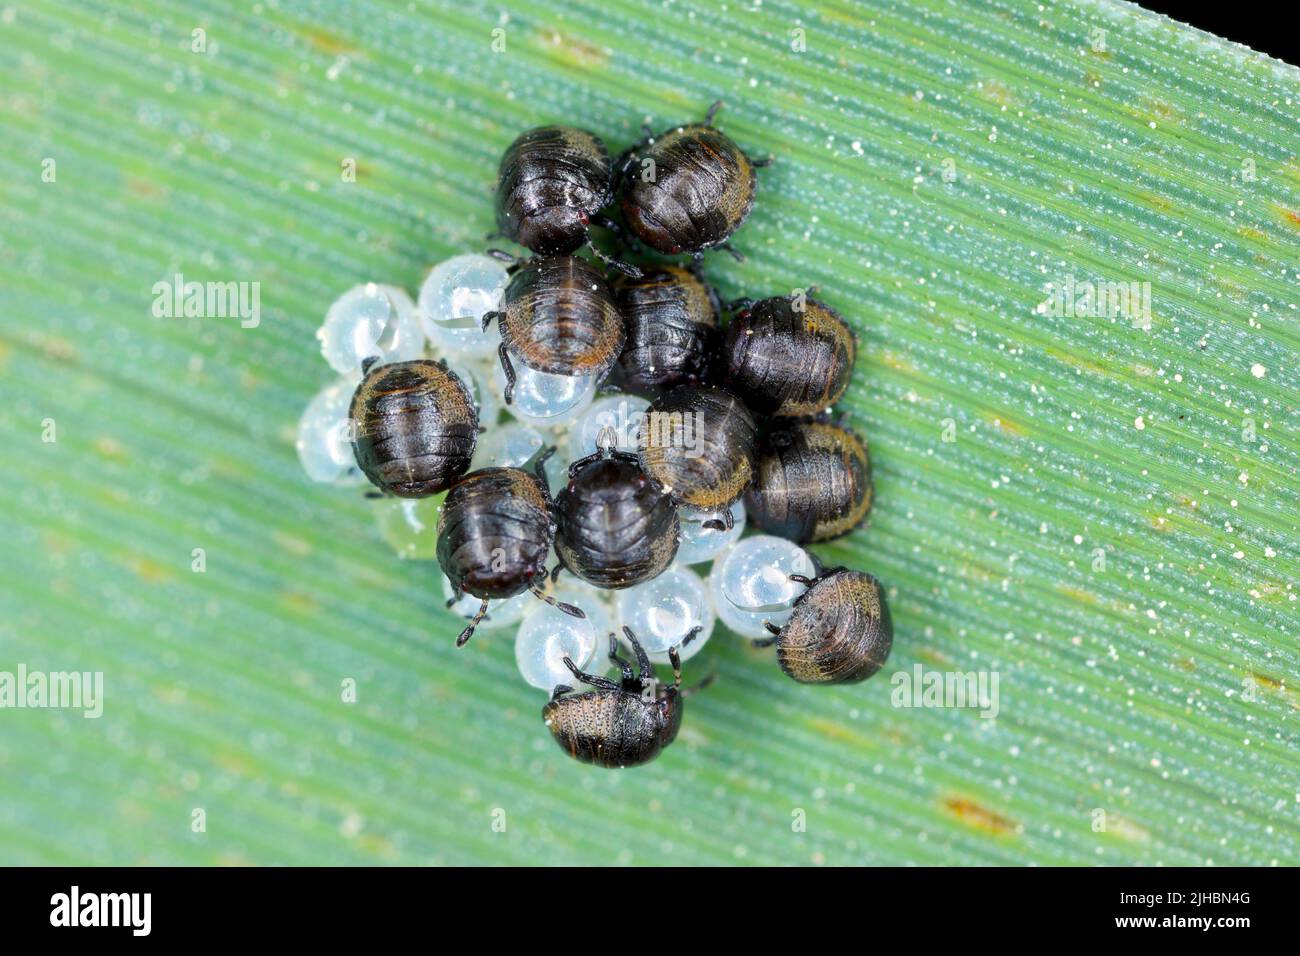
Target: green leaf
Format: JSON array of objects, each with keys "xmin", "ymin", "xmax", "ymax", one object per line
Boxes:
[{"xmin": 1, "ymin": 0, "xmax": 1296, "ymax": 865}]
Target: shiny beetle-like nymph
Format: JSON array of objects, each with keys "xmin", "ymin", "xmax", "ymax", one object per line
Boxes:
[
  {"xmin": 542, "ymin": 627, "xmax": 699, "ymax": 768},
  {"xmin": 491, "ymin": 126, "xmax": 640, "ymax": 276},
  {"xmin": 722, "ymin": 290, "xmax": 856, "ymax": 417},
  {"xmin": 754, "ymin": 567, "xmax": 893, "ymax": 685},
  {"xmin": 348, "ymin": 359, "xmax": 479, "ymax": 498},
  {"xmin": 746, "ymin": 420, "xmax": 873, "ymax": 544},
  {"xmin": 435, "ymin": 446, "xmax": 584, "ymax": 646},
  {"xmin": 612, "ymin": 264, "xmax": 721, "ymax": 396},
  {"xmin": 637, "ymin": 384, "xmax": 757, "ymax": 528},
  {"xmin": 481, "ymin": 254, "xmax": 626, "ymax": 405},
  {"xmin": 617, "ymin": 100, "xmax": 771, "ymax": 261},
  {"xmin": 554, "ymin": 441, "xmax": 680, "ymax": 589}
]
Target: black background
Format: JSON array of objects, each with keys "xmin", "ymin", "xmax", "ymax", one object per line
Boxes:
[
  {"xmin": 1139, "ymin": 1, "xmax": 1298, "ymax": 65},
  {"xmin": 0, "ymin": 867, "xmax": 1281, "ymax": 942}
]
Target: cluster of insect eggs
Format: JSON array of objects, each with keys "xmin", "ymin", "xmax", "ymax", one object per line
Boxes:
[
  {"xmin": 299, "ymin": 271, "xmax": 743, "ymax": 673},
  {"xmin": 296, "ymin": 104, "xmax": 891, "ymax": 768}
]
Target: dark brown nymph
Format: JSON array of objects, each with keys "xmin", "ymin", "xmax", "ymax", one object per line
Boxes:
[
  {"xmin": 483, "ymin": 255, "xmax": 626, "ymax": 405},
  {"xmin": 755, "ymin": 568, "xmax": 892, "ymax": 685},
  {"xmin": 436, "ymin": 448, "xmax": 583, "ymax": 646},
  {"xmin": 613, "ymin": 265, "xmax": 720, "ymax": 396},
  {"xmin": 348, "ymin": 359, "xmax": 478, "ymax": 498},
  {"xmin": 542, "ymin": 627, "xmax": 696, "ymax": 768},
  {"xmin": 746, "ymin": 421, "xmax": 873, "ymax": 543},
  {"xmin": 722, "ymin": 291, "xmax": 855, "ymax": 417},
  {"xmin": 617, "ymin": 100, "xmax": 769, "ymax": 260},
  {"xmin": 637, "ymin": 384, "xmax": 757, "ymax": 524},
  {"xmin": 554, "ymin": 445, "xmax": 680, "ymax": 588}
]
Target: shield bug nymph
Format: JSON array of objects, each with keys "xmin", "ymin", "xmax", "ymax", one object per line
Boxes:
[
  {"xmin": 554, "ymin": 442, "xmax": 680, "ymax": 589},
  {"xmin": 638, "ymin": 384, "xmax": 757, "ymax": 528},
  {"xmin": 753, "ymin": 567, "xmax": 892, "ymax": 685},
  {"xmin": 348, "ymin": 359, "xmax": 479, "ymax": 498},
  {"xmin": 746, "ymin": 421, "xmax": 873, "ymax": 543},
  {"xmin": 613, "ymin": 265, "xmax": 720, "ymax": 396},
  {"xmin": 482, "ymin": 254, "xmax": 626, "ymax": 405},
  {"xmin": 436, "ymin": 446, "xmax": 584, "ymax": 645},
  {"xmin": 618, "ymin": 100, "xmax": 771, "ymax": 261},
  {"xmin": 543, "ymin": 626, "xmax": 700, "ymax": 768},
  {"xmin": 492, "ymin": 126, "xmax": 639, "ymax": 276},
  {"xmin": 722, "ymin": 289, "xmax": 855, "ymax": 418}
]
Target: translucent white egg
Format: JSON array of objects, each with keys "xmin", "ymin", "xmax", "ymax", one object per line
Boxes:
[
  {"xmin": 446, "ymin": 361, "xmax": 498, "ymax": 429},
  {"xmin": 470, "ymin": 421, "xmax": 544, "ymax": 471},
  {"xmin": 317, "ymin": 283, "xmax": 424, "ymax": 375},
  {"xmin": 514, "ymin": 581, "xmax": 613, "ymax": 693},
  {"xmin": 440, "ymin": 574, "xmax": 530, "ymax": 633},
  {"xmin": 676, "ymin": 501, "xmax": 747, "ymax": 565},
  {"xmin": 296, "ymin": 377, "xmax": 365, "ymax": 486},
  {"xmin": 566, "ymin": 395, "xmax": 650, "ymax": 461},
  {"xmin": 424, "ymin": 315, "xmax": 502, "ymax": 362},
  {"xmin": 550, "ymin": 580, "xmax": 618, "ymax": 643},
  {"xmin": 466, "ymin": 422, "xmax": 567, "ymax": 492},
  {"xmin": 540, "ymin": 449, "xmax": 569, "ymax": 496},
  {"xmin": 709, "ymin": 535, "xmax": 816, "ymax": 640},
  {"xmin": 495, "ymin": 361, "xmax": 598, "ymax": 428},
  {"xmin": 417, "ymin": 254, "xmax": 508, "ymax": 359},
  {"xmin": 373, "ymin": 496, "xmax": 443, "ymax": 559},
  {"xmin": 615, "ymin": 566, "xmax": 714, "ymax": 664}
]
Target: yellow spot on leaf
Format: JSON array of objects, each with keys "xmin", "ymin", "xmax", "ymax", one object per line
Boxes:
[
  {"xmin": 1138, "ymin": 191, "xmax": 1174, "ymax": 212},
  {"xmin": 27, "ymin": 332, "xmax": 77, "ymax": 364},
  {"xmin": 917, "ymin": 646, "xmax": 955, "ymax": 667},
  {"xmin": 95, "ymin": 436, "xmax": 126, "ymax": 459},
  {"xmin": 1140, "ymin": 97, "xmax": 1177, "ymax": 122},
  {"xmin": 1056, "ymin": 585, "xmax": 1097, "ymax": 606},
  {"xmin": 1043, "ymin": 345, "xmax": 1107, "ymax": 376},
  {"xmin": 985, "ymin": 412, "xmax": 1025, "ymax": 436},
  {"xmin": 280, "ymin": 591, "xmax": 318, "ymax": 616},
  {"xmin": 976, "ymin": 79, "xmax": 1016, "ymax": 107},
  {"xmin": 1251, "ymin": 671, "xmax": 1283, "ymax": 691},
  {"xmin": 127, "ymin": 554, "xmax": 174, "ymax": 584},
  {"xmin": 804, "ymin": 716, "xmax": 878, "ymax": 750},
  {"xmin": 942, "ymin": 795, "xmax": 1019, "ymax": 835},
  {"xmin": 273, "ymin": 530, "xmax": 312, "ymax": 557},
  {"xmin": 535, "ymin": 29, "xmax": 609, "ymax": 70},
  {"xmin": 127, "ymin": 176, "xmax": 169, "ymax": 202},
  {"xmin": 302, "ymin": 28, "xmax": 358, "ymax": 57},
  {"xmin": 879, "ymin": 348, "xmax": 917, "ymax": 375},
  {"xmin": 1105, "ymin": 814, "xmax": 1150, "ymax": 843}
]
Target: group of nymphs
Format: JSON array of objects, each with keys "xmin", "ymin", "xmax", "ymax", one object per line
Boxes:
[{"xmin": 346, "ymin": 102, "xmax": 891, "ymax": 768}]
